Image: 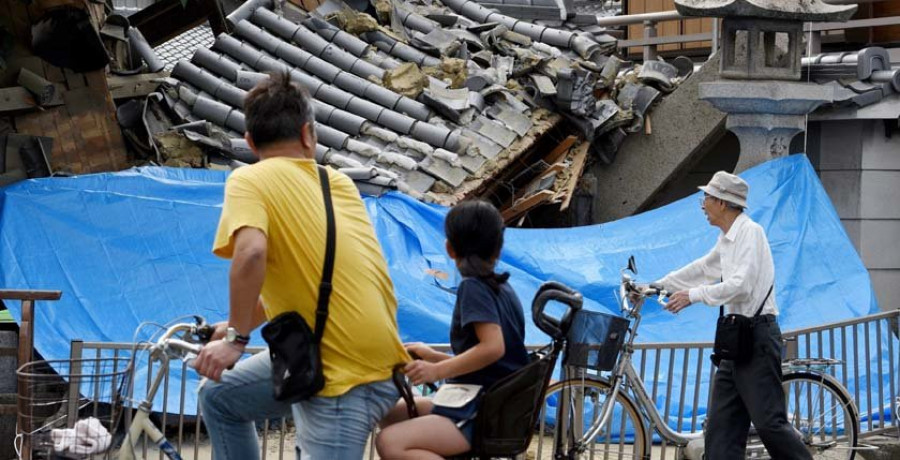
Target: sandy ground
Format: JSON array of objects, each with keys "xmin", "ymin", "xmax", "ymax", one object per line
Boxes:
[{"xmin": 130, "ymin": 430, "xmax": 680, "ymax": 460}]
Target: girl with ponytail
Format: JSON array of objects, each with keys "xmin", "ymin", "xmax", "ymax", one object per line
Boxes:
[{"xmin": 376, "ymin": 200, "xmax": 529, "ymax": 459}]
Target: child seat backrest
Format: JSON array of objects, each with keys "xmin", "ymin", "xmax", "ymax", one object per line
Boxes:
[{"xmin": 470, "ymin": 349, "xmax": 557, "ymax": 457}]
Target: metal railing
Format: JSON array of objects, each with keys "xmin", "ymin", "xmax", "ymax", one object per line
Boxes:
[
  {"xmin": 57, "ymin": 309, "xmax": 899, "ymax": 459},
  {"xmin": 600, "ymin": 3, "xmax": 900, "ymax": 62},
  {"xmin": 629, "ymin": 309, "xmax": 900, "ymax": 457}
]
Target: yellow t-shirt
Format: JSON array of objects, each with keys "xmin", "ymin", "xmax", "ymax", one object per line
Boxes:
[{"xmin": 212, "ymin": 156, "xmax": 409, "ymax": 397}]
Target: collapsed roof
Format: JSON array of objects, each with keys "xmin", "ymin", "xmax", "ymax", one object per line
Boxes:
[{"xmin": 153, "ymin": 0, "xmax": 687, "ymax": 207}]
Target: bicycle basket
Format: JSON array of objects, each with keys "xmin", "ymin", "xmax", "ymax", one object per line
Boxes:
[
  {"xmin": 564, "ymin": 309, "xmax": 629, "ymax": 371},
  {"xmin": 17, "ymin": 357, "xmax": 132, "ymax": 458}
]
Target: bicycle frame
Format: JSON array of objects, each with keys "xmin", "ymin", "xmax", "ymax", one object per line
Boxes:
[
  {"xmin": 570, "ymin": 314, "xmax": 703, "ymax": 450},
  {"xmin": 569, "ymin": 269, "xmax": 856, "ymax": 457},
  {"xmin": 115, "ymin": 325, "xmax": 200, "ymax": 460}
]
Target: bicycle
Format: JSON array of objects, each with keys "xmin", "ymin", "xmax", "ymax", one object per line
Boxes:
[
  {"xmin": 528, "ymin": 256, "xmax": 861, "ymax": 460},
  {"xmin": 17, "ymin": 316, "xmax": 213, "ymax": 460}
]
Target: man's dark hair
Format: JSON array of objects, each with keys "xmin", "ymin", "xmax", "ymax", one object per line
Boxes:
[{"xmin": 243, "ymin": 71, "xmax": 316, "ymax": 148}]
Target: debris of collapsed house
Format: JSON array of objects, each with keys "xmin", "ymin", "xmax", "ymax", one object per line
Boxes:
[
  {"xmin": 2, "ymin": 0, "xmax": 688, "ymax": 223},
  {"xmin": 149, "ymin": 0, "xmax": 687, "ymax": 212}
]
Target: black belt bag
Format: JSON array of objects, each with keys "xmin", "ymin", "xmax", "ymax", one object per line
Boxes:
[
  {"xmin": 712, "ymin": 285, "xmax": 773, "ymax": 366},
  {"xmin": 261, "ymin": 165, "xmax": 336, "ymax": 403}
]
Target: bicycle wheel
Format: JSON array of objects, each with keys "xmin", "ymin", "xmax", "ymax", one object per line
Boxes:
[
  {"xmin": 746, "ymin": 371, "xmax": 859, "ymax": 460},
  {"xmin": 529, "ymin": 377, "xmax": 649, "ymax": 460}
]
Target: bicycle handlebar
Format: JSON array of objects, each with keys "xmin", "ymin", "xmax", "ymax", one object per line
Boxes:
[
  {"xmin": 150, "ymin": 319, "xmax": 211, "ymax": 358},
  {"xmin": 620, "ymin": 272, "xmax": 668, "ymax": 316},
  {"xmin": 532, "ymin": 281, "xmax": 583, "ymax": 340},
  {"xmin": 165, "ymin": 338, "xmax": 203, "ymax": 355}
]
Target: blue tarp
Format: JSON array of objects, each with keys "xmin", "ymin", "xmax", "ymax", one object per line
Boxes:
[{"xmin": 1, "ymin": 155, "xmax": 889, "ymax": 427}]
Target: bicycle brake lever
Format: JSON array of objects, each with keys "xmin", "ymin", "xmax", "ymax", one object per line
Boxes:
[
  {"xmin": 195, "ymin": 324, "xmax": 215, "ymax": 343},
  {"xmin": 657, "ymin": 293, "xmax": 669, "ymax": 308}
]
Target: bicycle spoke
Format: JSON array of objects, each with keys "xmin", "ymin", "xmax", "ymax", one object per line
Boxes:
[
  {"xmin": 533, "ymin": 378, "xmax": 647, "ymax": 460},
  {"xmin": 753, "ymin": 373, "xmax": 858, "ymax": 460}
]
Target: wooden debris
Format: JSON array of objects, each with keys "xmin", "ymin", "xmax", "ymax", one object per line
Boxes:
[
  {"xmin": 558, "ymin": 141, "xmax": 590, "ymax": 212},
  {"xmin": 108, "ymin": 72, "xmax": 168, "ymax": 100},
  {"xmin": 431, "ymin": 109, "xmax": 562, "ymax": 206},
  {"xmin": 501, "ymin": 190, "xmax": 556, "ymax": 222},
  {"xmin": 17, "ymin": 68, "xmax": 56, "ymax": 106},
  {"xmin": 0, "ymin": 87, "xmax": 64, "ymax": 113},
  {"xmin": 543, "ymin": 135, "xmax": 577, "ymax": 165}
]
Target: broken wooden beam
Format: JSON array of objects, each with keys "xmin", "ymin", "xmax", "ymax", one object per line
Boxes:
[
  {"xmin": 108, "ymin": 72, "xmax": 168, "ymax": 100},
  {"xmin": 558, "ymin": 141, "xmax": 590, "ymax": 212},
  {"xmin": 543, "ymin": 135, "xmax": 578, "ymax": 166},
  {"xmin": 0, "ymin": 87, "xmax": 64, "ymax": 113},
  {"xmin": 501, "ymin": 189, "xmax": 557, "ymax": 222}
]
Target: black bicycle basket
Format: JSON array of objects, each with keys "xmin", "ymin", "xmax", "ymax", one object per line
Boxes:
[{"xmin": 564, "ymin": 309, "xmax": 629, "ymax": 371}]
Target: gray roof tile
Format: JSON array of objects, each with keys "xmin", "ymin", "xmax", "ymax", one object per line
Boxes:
[
  {"xmin": 159, "ymin": 0, "xmax": 682, "ymax": 202},
  {"xmin": 804, "ymin": 47, "xmax": 899, "ymax": 110}
]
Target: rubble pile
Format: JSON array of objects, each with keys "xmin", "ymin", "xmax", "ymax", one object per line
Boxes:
[
  {"xmin": 150, "ymin": 0, "xmax": 689, "ymax": 207},
  {"xmin": 1, "ymin": 0, "xmax": 689, "ymax": 219}
]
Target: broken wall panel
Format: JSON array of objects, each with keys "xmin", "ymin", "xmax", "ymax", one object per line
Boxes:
[{"xmin": 1, "ymin": 0, "xmax": 127, "ymax": 176}]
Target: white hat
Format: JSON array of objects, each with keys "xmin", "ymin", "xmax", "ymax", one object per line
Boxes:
[{"xmin": 699, "ymin": 171, "xmax": 748, "ymax": 209}]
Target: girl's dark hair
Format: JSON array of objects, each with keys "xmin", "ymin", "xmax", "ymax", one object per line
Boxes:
[{"xmin": 444, "ymin": 200, "xmax": 510, "ymax": 293}]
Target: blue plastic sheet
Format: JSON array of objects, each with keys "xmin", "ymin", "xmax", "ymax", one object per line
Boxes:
[{"xmin": 1, "ymin": 155, "xmax": 888, "ymax": 425}]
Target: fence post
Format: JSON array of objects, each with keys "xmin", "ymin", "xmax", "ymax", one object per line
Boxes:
[
  {"xmin": 67, "ymin": 340, "xmax": 83, "ymax": 428},
  {"xmin": 0, "ymin": 289, "xmax": 62, "ymax": 460},
  {"xmin": 644, "ymin": 20, "xmax": 659, "ymax": 62}
]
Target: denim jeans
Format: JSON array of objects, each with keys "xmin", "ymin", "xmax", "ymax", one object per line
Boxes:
[{"xmin": 199, "ymin": 350, "xmax": 399, "ymax": 460}]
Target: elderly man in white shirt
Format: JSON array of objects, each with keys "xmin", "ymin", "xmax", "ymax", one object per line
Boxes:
[{"xmin": 654, "ymin": 171, "xmax": 812, "ymax": 460}]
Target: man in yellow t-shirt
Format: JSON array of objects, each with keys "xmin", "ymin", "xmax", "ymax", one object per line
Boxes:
[{"xmin": 193, "ymin": 73, "xmax": 409, "ymax": 460}]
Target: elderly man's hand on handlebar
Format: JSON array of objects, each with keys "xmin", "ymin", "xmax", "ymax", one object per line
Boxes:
[{"xmin": 664, "ymin": 290, "xmax": 693, "ymax": 314}]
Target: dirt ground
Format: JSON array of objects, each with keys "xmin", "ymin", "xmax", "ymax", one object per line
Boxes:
[{"xmin": 132, "ymin": 430, "xmax": 679, "ymax": 460}]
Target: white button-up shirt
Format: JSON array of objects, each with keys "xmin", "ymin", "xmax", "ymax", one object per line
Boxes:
[{"xmin": 656, "ymin": 213, "xmax": 778, "ymax": 317}]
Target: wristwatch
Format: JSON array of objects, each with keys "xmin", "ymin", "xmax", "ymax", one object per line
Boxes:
[{"xmin": 225, "ymin": 327, "xmax": 250, "ymax": 346}]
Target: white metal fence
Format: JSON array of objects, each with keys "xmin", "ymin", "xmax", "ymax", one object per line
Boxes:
[{"xmin": 61, "ymin": 309, "xmax": 899, "ymax": 459}]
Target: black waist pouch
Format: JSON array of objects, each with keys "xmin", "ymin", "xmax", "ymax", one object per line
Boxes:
[
  {"xmin": 711, "ymin": 285, "xmax": 773, "ymax": 366},
  {"xmin": 262, "ymin": 312, "xmax": 325, "ymax": 403},
  {"xmin": 712, "ymin": 314, "xmax": 753, "ymax": 366}
]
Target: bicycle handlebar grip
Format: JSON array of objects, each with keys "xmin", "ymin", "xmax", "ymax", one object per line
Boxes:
[{"xmin": 531, "ymin": 281, "xmax": 583, "ymax": 340}]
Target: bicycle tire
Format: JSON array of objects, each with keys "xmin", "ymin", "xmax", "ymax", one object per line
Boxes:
[
  {"xmin": 528, "ymin": 377, "xmax": 650, "ymax": 460},
  {"xmin": 745, "ymin": 371, "xmax": 859, "ymax": 460}
]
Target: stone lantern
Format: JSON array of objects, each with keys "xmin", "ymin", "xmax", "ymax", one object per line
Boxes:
[{"xmin": 674, "ymin": 0, "xmax": 858, "ymax": 171}]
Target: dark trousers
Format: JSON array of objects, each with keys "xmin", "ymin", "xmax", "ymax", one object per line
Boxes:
[{"xmin": 705, "ymin": 317, "xmax": 812, "ymax": 460}]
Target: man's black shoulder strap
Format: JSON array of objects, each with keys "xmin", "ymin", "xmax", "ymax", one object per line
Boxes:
[
  {"xmin": 314, "ymin": 165, "xmax": 335, "ymax": 343},
  {"xmin": 719, "ymin": 284, "xmax": 774, "ymax": 317}
]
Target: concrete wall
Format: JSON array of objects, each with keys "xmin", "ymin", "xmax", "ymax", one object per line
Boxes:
[
  {"xmin": 643, "ymin": 132, "xmax": 740, "ymax": 210},
  {"xmin": 810, "ymin": 119, "xmax": 900, "ymax": 313},
  {"xmin": 588, "ymin": 54, "xmax": 727, "ymax": 223}
]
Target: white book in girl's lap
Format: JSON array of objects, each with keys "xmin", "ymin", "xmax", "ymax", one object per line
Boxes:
[{"xmin": 432, "ymin": 383, "xmax": 483, "ymax": 408}]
